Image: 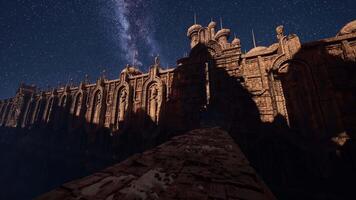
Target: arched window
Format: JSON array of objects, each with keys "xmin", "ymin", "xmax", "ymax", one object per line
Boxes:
[
  {"xmin": 44, "ymin": 97, "xmax": 54, "ymax": 122},
  {"xmin": 91, "ymin": 90, "xmax": 102, "ymax": 125},
  {"xmin": 114, "ymin": 88, "xmax": 128, "ymax": 129},
  {"xmin": 147, "ymin": 83, "xmax": 159, "ymax": 123},
  {"xmin": 73, "ymin": 93, "xmax": 83, "ymax": 117}
]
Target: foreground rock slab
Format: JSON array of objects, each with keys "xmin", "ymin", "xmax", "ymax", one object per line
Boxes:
[{"xmin": 36, "ymin": 127, "xmax": 276, "ymax": 200}]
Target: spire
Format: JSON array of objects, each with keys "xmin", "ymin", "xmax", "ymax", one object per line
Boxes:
[
  {"xmin": 85, "ymin": 74, "xmax": 89, "ymax": 84},
  {"xmin": 132, "ymin": 50, "xmax": 138, "ymax": 66},
  {"xmin": 154, "ymin": 54, "xmax": 160, "ymax": 66},
  {"xmin": 220, "ymin": 17, "xmax": 223, "ymax": 29},
  {"xmin": 66, "ymin": 75, "xmax": 71, "ymax": 86},
  {"xmin": 102, "ymin": 69, "xmax": 106, "ymax": 79},
  {"xmin": 132, "ymin": 53, "xmax": 135, "ymax": 66},
  {"xmin": 194, "ymin": 13, "xmax": 197, "ymax": 24},
  {"xmin": 252, "ymin": 29, "xmax": 257, "ymax": 48}
]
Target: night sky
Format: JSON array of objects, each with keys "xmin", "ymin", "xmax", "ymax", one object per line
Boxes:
[{"xmin": 0, "ymin": 0, "xmax": 355, "ymax": 99}]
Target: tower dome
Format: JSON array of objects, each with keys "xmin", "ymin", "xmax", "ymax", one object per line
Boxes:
[
  {"xmin": 187, "ymin": 24, "xmax": 202, "ymax": 38},
  {"xmin": 214, "ymin": 28, "xmax": 231, "ymax": 48},
  {"xmin": 208, "ymin": 20, "xmax": 217, "ymax": 28},
  {"xmin": 214, "ymin": 28, "xmax": 231, "ymax": 40},
  {"xmin": 187, "ymin": 23, "xmax": 203, "ymax": 48},
  {"xmin": 337, "ymin": 20, "xmax": 356, "ymax": 36}
]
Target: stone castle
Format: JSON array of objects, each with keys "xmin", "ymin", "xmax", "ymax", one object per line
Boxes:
[{"xmin": 1, "ymin": 20, "xmax": 356, "ymax": 141}]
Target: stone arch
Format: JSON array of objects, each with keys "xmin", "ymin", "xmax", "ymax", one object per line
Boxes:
[
  {"xmin": 0, "ymin": 101, "xmax": 11, "ymax": 126},
  {"xmin": 22, "ymin": 96, "xmax": 35, "ymax": 127},
  {"xmin": 0, "ymin": 101, "xmax": 4, "ymax": 118},
  {"xmin": 44, "ymin": 96, "xmax": 57, "ymax": 123},
  {"xmin": 274, "ymin": 59, "xmax": 327, "ymax": 136},
  {"xmin": 0, "ymin": 101, "xmax": 6, "ymax": 125},
  {"xmin": 89, "ymin": 87, "xmax": 106, "ymax": 126},
  {"xmin": 198, "ymin": 28, "xmax": 208, "ymax": 43},
  {"xmin": 69, "ymin": 91, "xmax": 86, "ymax": 129},
  {"xmin": 59, "ymin": 94, "xmax": 67, "ymax": 107},
  {"xmin": 31, "ymin": 96, "xmax": 46, "ymax": 124},
  {"xmin": 206, "ymin": 40, "xmax": 222, "ymax": 57},
  {"xmin": 72, "ymin": 91, "xmax": 84, "ymax": 117},
  {"xmin": 142, "ymin": 77, "xmax": 166, "ymax": 124},
  {"xmin": 7, "ymin": 103, "xmax": 17, "ymax": 127},
  {"xmin": 55, "ymin": 93, "xmax": 72, "ymax": 129},
  {"xmin": 112, "ymin": 81, "xmax": 132, "ymax": 130},
  {"xmin": 271, "ymin": 54, "xmax": 289, "ymax": 73}
]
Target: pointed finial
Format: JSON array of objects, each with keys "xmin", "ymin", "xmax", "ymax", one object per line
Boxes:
[
  {"xmin": 102, "ymin": 69, "xmax": 106, "ymax": 79},
  {"xmin": 66, "ymin": 75, "xmax": 71, "ymax": 85},
  {"xmin": 252, "ymin": 29, "xmax": 257, "ymax": 48},
  {"xmin": 194, "ymin": 13, "xmax": 197, "ymax": 24},
  {"xmin": 154, "ymin": 54, "xmax": 160, "ymax": 66},
  {"xmin": 220, "ymin": 17, "xmax": 223, "ymax": 29},
  {"xmin": 85, "ymin": 74, "xmax": 89, "ymax": 83}
]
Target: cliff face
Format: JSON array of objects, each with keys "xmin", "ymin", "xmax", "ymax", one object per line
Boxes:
[{"xmin": 36, "ymin": 127, "xmax": 276, "ymax": 200}]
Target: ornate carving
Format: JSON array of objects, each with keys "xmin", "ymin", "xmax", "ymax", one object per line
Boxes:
[
  {"xmin": 148, "ymin": 84, "xmax": 159, "ymax": 122},
  {"xmin": 74, "ymin": 93, "xmax": 83, "ymax": 117},
  {"xmin": 142, "ymin": 77, "xmax": 165, "ymax": 125},
  {"xmin": 118, "ymin": 89, "xmax": 127, "ymax": 122},
  {"xmin": 93, "ymin": 91, "xmax": 102, "ymax": 124},
  {"xmin": 276, "ymin": 25, "xmax": 284, "ymax": 39}
]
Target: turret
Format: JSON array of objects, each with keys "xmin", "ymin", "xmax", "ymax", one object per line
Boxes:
[
  {"xmin": 214, "ymin": 28, "xmax": 231, "ymax": 48},
  {"xmin": 231, "ymin": 36, "xmax": 241, "ymax": 47},
  {"xmin": 208, "ymin": 20, "xmax": 217, "ymax": 39},
  {"xmin": 187, "ymin": 23, "xmax": 202, "ymax": 48}
]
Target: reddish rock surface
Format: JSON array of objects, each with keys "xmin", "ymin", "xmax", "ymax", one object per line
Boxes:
[{"xmin": 36, "ymin": 127, "xmax": 276, "ymax": 200}]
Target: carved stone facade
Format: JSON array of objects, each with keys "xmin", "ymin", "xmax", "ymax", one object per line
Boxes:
[{"xmin": 1, "ymin": 20, "xmax": 355, "ymax": 140}]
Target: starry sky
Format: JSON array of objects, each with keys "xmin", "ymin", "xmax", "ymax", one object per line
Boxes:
[{"xmin": 0, "ymin": 0, "xmax": 355, "ymax": 99}]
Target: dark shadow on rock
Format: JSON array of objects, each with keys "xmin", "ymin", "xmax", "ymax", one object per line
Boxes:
[
  {"xmin": 177, "ymin": 43, "xmax": 356, "ymax": 200},
  {"xmin": 0, "ymin": 103, "xmax": 173, "ymax": 199}
]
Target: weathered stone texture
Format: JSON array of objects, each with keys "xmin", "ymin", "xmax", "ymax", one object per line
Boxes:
[
  {"xmin": 36, "ymin": 127, "xmax": 276, "ymax": 200},
  {"xmin": 1, "ymin": 20, "xmax": 355, "ymax": 140}
]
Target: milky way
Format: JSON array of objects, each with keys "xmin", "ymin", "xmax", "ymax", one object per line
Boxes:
[
  {"xmin": 0, "ymin": 0, "xmax": 355, "ymax": 99},
  {"xmin": 106, "ymin": 0, "xmax": 160, "ymax": 67}
]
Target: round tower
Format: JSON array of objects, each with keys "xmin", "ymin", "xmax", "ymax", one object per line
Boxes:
[
  {"xmin": 214, "ymin": 28, "xmax": 231, "ymax": 48},
  {"xmin": 187, "ymin": 24, "xmax": 202, "ymax": 48},
  {"xmin": 208, "ymin": 20, "xmax": 217, "ymax": 40}
]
